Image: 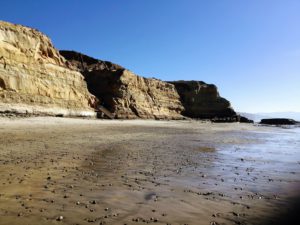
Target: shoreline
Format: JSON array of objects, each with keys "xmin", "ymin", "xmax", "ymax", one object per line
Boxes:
[{"xmin": 0, "ymin": 117, "xmax": 299, "ymax": 225}]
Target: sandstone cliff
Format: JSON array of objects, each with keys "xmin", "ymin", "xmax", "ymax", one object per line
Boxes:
[
  {"xmin": 60, "ymin": 51, "xmax": 184, "ymax": 119},
  {"xmin": 0, "ymin": 21, "xmax": 96, "ymax": 116},
  {"xmin": 169, "ymin": 81, "xmax": 237, "ymax": 119}
]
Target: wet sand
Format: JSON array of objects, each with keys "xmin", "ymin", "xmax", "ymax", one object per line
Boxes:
[{"xmin": 0, "ymin": 117, "xmax": 299, "ymax": 225}]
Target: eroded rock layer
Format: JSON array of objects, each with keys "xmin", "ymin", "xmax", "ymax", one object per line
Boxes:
[
  {"xmin": 169, "ymin": 81, "xmax": 237, "ymax": 119},
  {"xmin": 0, "ymin": 21, "xmax": 96, "ymax": 116},
  {"xmin": 60, "ymin": 51, "xmax": 184, "ymax": 119}
]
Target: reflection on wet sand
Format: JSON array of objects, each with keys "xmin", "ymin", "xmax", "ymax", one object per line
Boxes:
[{"xmin": 0, "ymin": 117, "xmax": 299, "ymax": 225}]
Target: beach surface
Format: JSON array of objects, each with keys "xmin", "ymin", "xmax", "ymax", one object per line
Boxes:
[{"xmin": 0, "ymin": 117, "xmax": 299, "ymax": 225}]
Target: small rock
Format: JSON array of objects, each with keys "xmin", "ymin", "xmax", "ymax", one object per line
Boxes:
[
  {"xmin": 210, "ymin": 221, "xmax": 219, "ymax": 225},
  {"xmin": 56, "ymin": 215, "xmax": 64, "ymax": 221},
  {"xmin": 232, "ymin": 212, "xmax": 239, "ymax": 217}
]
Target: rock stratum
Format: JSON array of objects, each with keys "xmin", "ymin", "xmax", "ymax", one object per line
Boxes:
[
  {"xmin": 0, "ymin": 21, "xmax": 96, "ymax": 117},
  {"xmin": 60, "ymin": 50, "xmax": 184, "ymax": 119}
]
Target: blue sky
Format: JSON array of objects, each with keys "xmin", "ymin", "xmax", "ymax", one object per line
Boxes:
[{"xmin": 1, "ymin": 0, "xmax": 299, "ymax": 113}]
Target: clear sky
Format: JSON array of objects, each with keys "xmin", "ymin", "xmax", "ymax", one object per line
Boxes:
[{"xmin": 1, "ymin": 0, "xmax": 299, "ymax": 113}]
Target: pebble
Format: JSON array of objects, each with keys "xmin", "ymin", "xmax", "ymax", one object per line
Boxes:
[
  {"xmin": 210, "ymin": 221, "xmax": 219, "ymax": 225},
  {"xmin": 56, "ymin": 215, "xmax": 64, "ymax": 221},
  {"xmin": 232, "ymin": 212, "xmax": 239, "ymax": 217}
]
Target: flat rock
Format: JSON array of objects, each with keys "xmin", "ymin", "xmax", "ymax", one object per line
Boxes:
[{"xmin": 260, "ymin": 118, "xmax": 298, "ymax": 125}]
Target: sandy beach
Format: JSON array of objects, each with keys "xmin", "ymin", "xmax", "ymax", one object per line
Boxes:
[{"xmin": 0, "ymin": 117, "xmax": 299, "ymax": 225}]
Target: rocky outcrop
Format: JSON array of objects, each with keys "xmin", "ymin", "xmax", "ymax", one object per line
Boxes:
[
  {"xmin": 169, "ymin": 81, "xmax": 237, "ymax": 119},
  {"xmin": 260, "ymin": 118, "xmax": 298, "ymax": 125},
  {"xmin": 0, "ymin": 21, "xmax": 96, "ymax": 117},
  {"xmin": 61, "ymin": 51, "xmax": 184, "ymax": 119},
  {"xmin": 239, "ymin": 116, "xmax": 254, "ymax": 123}
]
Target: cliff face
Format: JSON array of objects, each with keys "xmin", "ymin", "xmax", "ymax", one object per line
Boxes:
[
  {"xmin": 0, "ymin": 21, "xmax": 245, "ymax": 120},
  {"xmin": 60, "ymin": 51, "xmax": 184, "ymax": 119},
  {"xmin": 169, "ymin": 81, "xmax": 237, "ymax": 119},
  {"xmin": 0, "ymin": 21, "xmax": 96, "ymax": 116}
]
